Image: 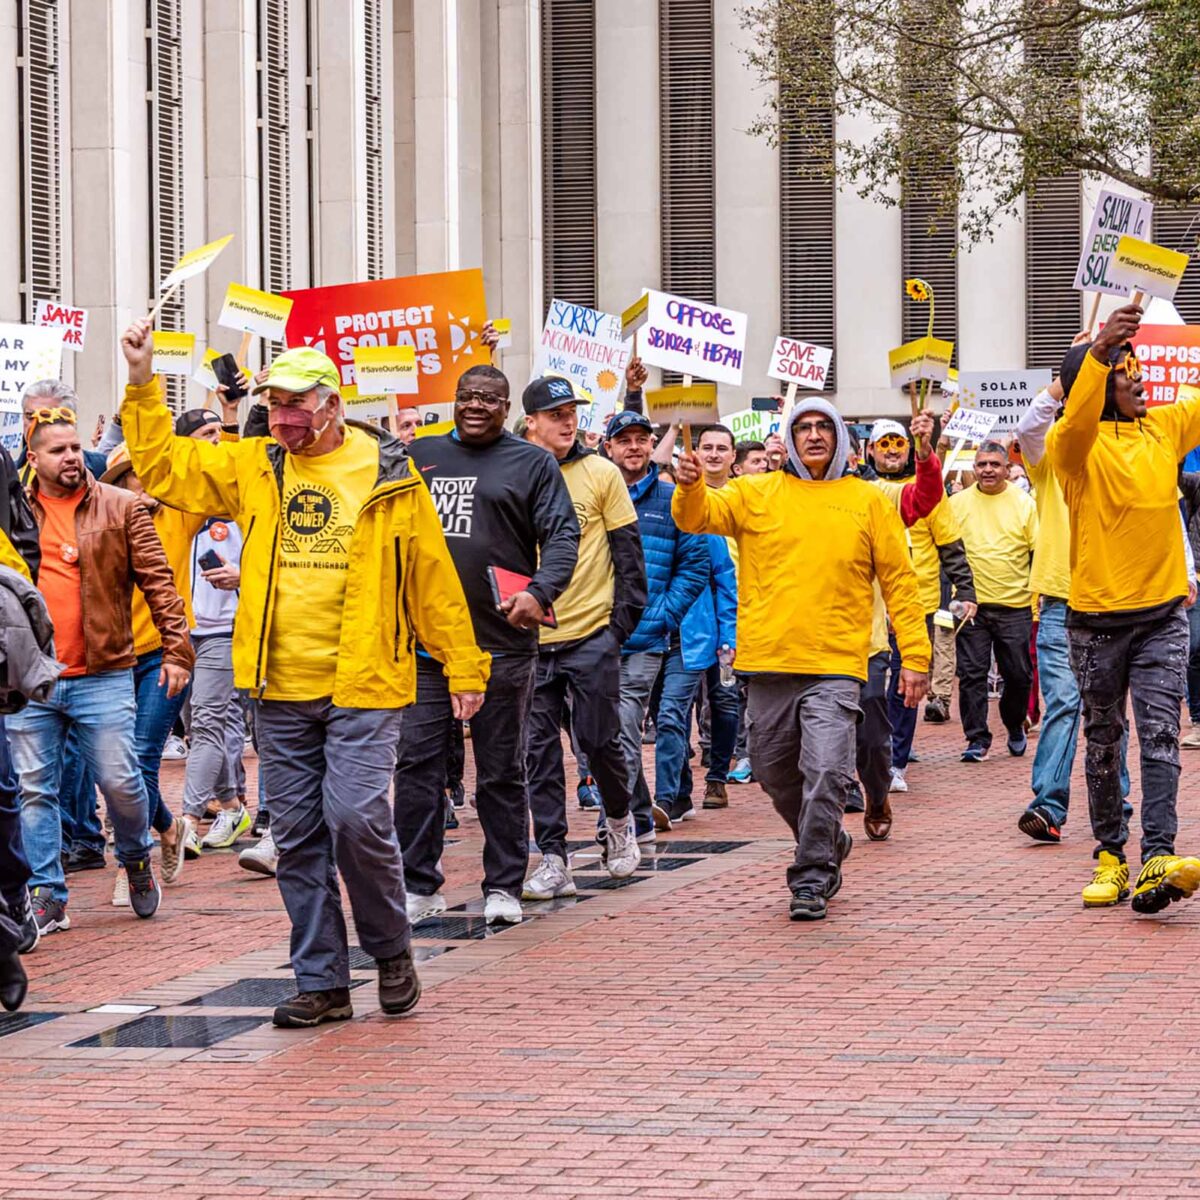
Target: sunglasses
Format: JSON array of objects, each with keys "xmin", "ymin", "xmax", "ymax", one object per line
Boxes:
[
  {"xmin": 873, "ymin": 434, "xmax": 909, "ymax": 452},
  {"xmin": 28, "ymin": 406, "xmax": 77, "ymax": 425},
  {"xmin": 1115, "ymin": 351, "xmax": 1142, "ymax": 382}
]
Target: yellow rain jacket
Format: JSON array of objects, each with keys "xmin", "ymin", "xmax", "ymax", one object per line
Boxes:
[{"xmin": 120, "ymin": 379, "xmax": 489, "ymax": 706}]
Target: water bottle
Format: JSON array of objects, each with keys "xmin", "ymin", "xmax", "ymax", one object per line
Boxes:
[
  {"xmin": 948, "ymin": 599, "xmax": 967, "ymax": 619},
  {"xmin": 718, "ymin": 643, "xmax": 735, "ymax": 688}
]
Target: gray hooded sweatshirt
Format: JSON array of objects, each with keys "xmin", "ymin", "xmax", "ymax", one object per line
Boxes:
[{"xmin": 785, "ymin": 397, "xmax": 850, "ymax": 482}]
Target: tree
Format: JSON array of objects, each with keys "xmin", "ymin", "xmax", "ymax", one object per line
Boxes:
[{"xmin": 739, "ymin": 0, "xmax": 1200, "ymax": 246}]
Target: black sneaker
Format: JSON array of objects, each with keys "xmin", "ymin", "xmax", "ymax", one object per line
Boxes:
[
  {"xmin": 377, "ymin": 948, "xmax": 421, "ymax": 1015},
  {"xmin": 924, "ymin": 698, "xmax": 950, "ymax": 723},
  {"xmin": 0, "ymin": 950, "xmax": 27, "ymax": 1012},
  {"xmin": 30, "ymin": 888, "xmax": 69, "ymax": 936},
  {"xmin": 250, "ymin": 808, "xmax": 270, "ymax": 838},
  {"xmin": 10, "ymin": 889, "xmax": 41, "ymax": 953},
  {"xmin": 444, "ymin": 794, "xmax": 460, "ymax": 830},
  {"xmin": 667, "ymin": 798, "xmax": 696, "ymax": 823},
  {"xmin": 64, "ymin": 846, "xmax": 106, "ymax": 873},
  {"xmin": 447, "ymin": 782, "xmax": 466, "ymax": 809},
  {"xmin": 273, "ymin": 987, "xmax": 354, "ymax": 1028},
  {"xmin": 844, "ymin": 783, "xmax": 866, "ymax": 814},
  {"xmin": 1007, "ymin": 730, "xmax": 1028, "ymax": 757},
  {"xmin": 827, "ymin": 828, "xmax": 854, "ymax": 898},
  {"xmin": 961, "ymin": 742, "xmax": 989, "ymax": 763},
  {"xmin": 124, "ymin": 860, "xmax": 161, "ymax": 919},
  {"xmin": 790, "ymin": 889, "xmax": 827, "ymax": 921},
  {"xmin": 1018, "ymin": 806, "xmax": 1062, "ymax": 844}
]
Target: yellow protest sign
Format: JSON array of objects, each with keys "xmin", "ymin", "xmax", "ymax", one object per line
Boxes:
[
  {"xmin": 644, "ymin": 382, "xmax": 719, "ymax": 425},
  {"xmin": 491, "ymin": 317, "xmax": 512, "ymax": 348},
  {"xmin": 353, "ymin": 344, "xmax": 418, "ymax": 395},
  {"xmin": 218, "ymin": 283, "xmax": 293, "ymax": 341},
  {"xmin": 888, "ymin": 336, "xmax": 954, "ymax": 388},
  {"xmin": 621, "ymin": 294, "xmax": 649, "ymax": 339},
  {"xmin": 160, "ymin": 234, "xmax": 234, "ymax": 291},
  {"xmin": 1110, "ymin": 235, "xmax": 1190, "ymax": 302},
  {"xmin": 340, "ymin": 382, "xmax": 390, "ymax": 420},
  {"xmin": 192, "ymin": 348, "xmax": 221, "ymax": 391},
  {"xmin": 151, "ymin": 331, "xmax": 196, "ymax": 376},
  {"xmin": 415, "ymin": 419, "xmax": 454, "ymax": 438}
]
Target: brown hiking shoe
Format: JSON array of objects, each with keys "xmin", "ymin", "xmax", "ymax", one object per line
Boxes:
[
  {"xmin": 702, "ymin": 781, "xmax": 728, "ymax": 809},
  {"xmin": 378, "ymin": 948, "xmax": 421, "ymax": 1015},
  {"xmin": 272, "ymin": 988, "xmax": 353, "ymax": 1028}
]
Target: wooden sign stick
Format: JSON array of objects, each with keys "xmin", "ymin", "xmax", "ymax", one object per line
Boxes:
[
  {"xmin": 147, "ymin": 281, "xmax": 181, "ymax": 324},
  {"xmin": 907, "ymin": 381, "xmax": 919, "ymax": 418},
  {"xmin": 680, "ymin": 374, "xmax": 694, "ymax": 453},
  {"xmin": 387, "ymin": 397, "xmax": 400, "ymax": 435},
  {"xmin": 235, "ymin": 331, "xmax": 253, "ymax": 369},
  {"xmin": 1085, "ymin": 292, "xmax": 1102, "ymax": 337},
  {"xmin": 943, "ymin": 436, "xmax": 968, "ymax": 482},
  {"xmin": 1131, "ymin": 290, "xmax": 1145, "ymax": 309}
]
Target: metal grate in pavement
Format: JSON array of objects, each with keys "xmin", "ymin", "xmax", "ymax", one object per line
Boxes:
[
  {"xmin": 0, "ymin": 1012, "xmax": 61, "ymax": 1039},
  {"xmin": 279, "ymin": 944, "xmax": 458, "ymax": 972},
  {"xmin": 636, "ymin": 856, "xmax": 702, "ymax": 871},
  {"xmin": 658, "ymin": 840, "xmax": 750, "ymax": 853},
  {"xmin": 572, "ymin": 874, "xmax": 646, "ymax": 890},
  {"xmin": 410, "ymin": 914, "xmax": 498, "ymax": 941},
  {"xmin": 69, "ymin": 1015, "xmax": 265, "ymax": 1050},
  {"xmin": 183, "ymin": 977, "xmax": 367, "ymax": 1008}
]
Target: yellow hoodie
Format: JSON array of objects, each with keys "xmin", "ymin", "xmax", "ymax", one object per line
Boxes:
[
  {"xmin": 1046, "ymin": 354, "xmax": 1200, "ymax": 615},
  {"xmin": 672, "ymin": 470, "xmax": 929, "ymax": 680}
]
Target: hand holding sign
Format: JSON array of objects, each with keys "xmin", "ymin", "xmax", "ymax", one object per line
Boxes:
[{"xmin": 121, "ymin": 319, "xmax": 155, "ymax": 386}]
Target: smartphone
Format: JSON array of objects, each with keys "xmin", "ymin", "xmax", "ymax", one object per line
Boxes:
[
  {"xmin": 198, "ymin": 549, "xmax": 224, "ymax": 572},
  {"xmin": 751, "ymin": 396, "xmax": 783, "ymax": 413},
  {"xmin": 211, "ymin": 353, "xmax": 247, "ymax": 401}
]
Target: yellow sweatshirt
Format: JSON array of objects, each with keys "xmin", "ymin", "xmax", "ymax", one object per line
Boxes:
[
  {"xmin": 672, "ymin": 470, "xmax": 929, "ymax": 680},
  {"xmin": 131, "ymin": 505, "xmax": 201, "ymax": 657},
  {"xmin": 1046, "ymin": 354, "xmax": 1200, "ymax": 614}
]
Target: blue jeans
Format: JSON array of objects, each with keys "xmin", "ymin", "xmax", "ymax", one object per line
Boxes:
[
  {"xmin": 9, "ymin": 670, "xmax": 152, "ymax": 903},
  {"xmin": 58, "ymin": 726, "xmax": 102, "ymax": 855},
  {"xmin": 0, "ymin": 716, "xmax": 30, "ymax": 908},
  {"xmin": 134, "ymin": 649, "xmax": 189, "ymax": 834},
  {"xmin": 1027, "ymin": 599, "xmax": 1130, "ymax": 826},
  {"xmin": 653, "ymin": 647, "xmax": 718, "ymax": 804}
]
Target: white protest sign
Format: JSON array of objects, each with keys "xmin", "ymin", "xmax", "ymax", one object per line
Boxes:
[
  {"xmin": 727, "ymin": 407, "xmax": 782, "ymax": 443},
  {"xmin": 1074, "ymin": 189, "xmax": 1154, "ymax": 296},
  {"xmin": 576, "ymin": 404, "xmax": 601, "ymax": 434},
  {"xmin": 218, "ymin": 283, "xmax": 293, "ymax": 342},
  {"xmin": 34, "ymin": 300, "xmax": 88, "ymax": 352},
  {"xmin": 533, "ymin": 300, "xmax": 629, "ymax": 406},
  {"xmin": 957, "ymin": 370, "xmax": 1053, "ymax": 434},
  {"xmin": 767, "ymin": 337, "xmax": 832, "ymax": 390},
  {"xmin": 941, "ymin": 406, "xmax": 997, "ymax": 444},
  {"xmin": 639, "ymin": 291, "xmax": 747, "ymax": 386},
  {"xmin": 0, "ymin": 324, "xmax": 66, "ymax": 457},
  {"xmin": 160, "ymin": 234, "xmax": 234, "ymax": 292}
]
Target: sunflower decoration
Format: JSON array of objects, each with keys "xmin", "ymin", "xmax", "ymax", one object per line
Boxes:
[{"xmin": 905, "ymin": 278, "xmax": 931, "ymax": 304}]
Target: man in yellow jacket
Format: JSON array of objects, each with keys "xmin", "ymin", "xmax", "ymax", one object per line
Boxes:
[
  {"xmin": 673, "ymin": 397, "xmax": 929, "ymax": 920},
  {"xmin": 119, "ymin": 320, "xmax": 489, "ymax": 1027},
  {"xmin": 1046, "ymin": 302, "xmax": 1200, "ymax": 914}
]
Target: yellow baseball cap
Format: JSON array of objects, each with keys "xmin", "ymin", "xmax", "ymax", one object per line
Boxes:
[{"xmin": 252, "ymin": 347, "xmax": 341, "ymax": 395}]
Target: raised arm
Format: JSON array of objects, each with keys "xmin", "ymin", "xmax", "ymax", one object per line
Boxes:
[{"xmin": 671, "ymin": 445, "xmax": 749, "ymax": 536}]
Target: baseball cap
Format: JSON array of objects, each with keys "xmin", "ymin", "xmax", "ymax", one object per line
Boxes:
[
  {"xmin": 522, "ymin": 375, "xmax": 587, "ymax": 415},
  {"xmin": 869, "ymin": 418, "xmax": 909, "ymax": 445},
  {"xmin": 251, "ymin": 347, "xmax": 340, "ymax": 395},
  {"xmin": 175, "ymin": 408, "xmax": 222, "ymax": 438},
  {"xmin": 605, "ymin": 411, "xmax": 653, "ymax": 439}
]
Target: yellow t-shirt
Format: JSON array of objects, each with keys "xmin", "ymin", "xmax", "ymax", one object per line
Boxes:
[
  {"xmin": 1026, "ymin": 455, "xmax": 1071, "ymax": 602},
  {"xmin": 949, "ymin": 483, "xmax": 1039, "ymax": 608},
  {"xmin": 264, "ymin": 428, "xmax": 380, "ymax": 699},
  {"xmin": 541, "ymin": 453, "xmax": 637, "ymax": 646},
  {"xmin": 132, "ymin": 505, "xmax": 201, "ymax": 656}
]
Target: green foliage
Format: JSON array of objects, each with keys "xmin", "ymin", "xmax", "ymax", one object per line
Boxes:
[{"xmin": 740, "ymin": 0, "xmax": 1200, "ymax": 245}]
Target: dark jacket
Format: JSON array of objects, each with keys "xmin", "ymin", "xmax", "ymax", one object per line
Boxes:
[
  {"xmin": 28, "ymin": 474, "xmax": 194, "ymax": 674},
  {"xmin": 0, "ymin": 565, "xmax": 61, "ymax": 712}
]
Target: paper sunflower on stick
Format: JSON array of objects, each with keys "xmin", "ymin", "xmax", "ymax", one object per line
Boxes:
[{"xmin": 904, "ymin": 277, "xmax": 935, "ymax": 412}]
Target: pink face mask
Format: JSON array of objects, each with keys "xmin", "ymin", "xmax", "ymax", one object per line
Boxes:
[{"xmin": 269, "ymin": 403, "xmax": 329, "ymax": 453}]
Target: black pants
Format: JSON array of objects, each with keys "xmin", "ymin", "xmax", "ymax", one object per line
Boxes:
[
  {"xmin": 393, "ymin": 654, "xmax": 536, "ymax": 898},
  {"xmin": 445, "ymin": 717, "xmax": 464, "ymax": 790},
  {"xmin": 956, "ymin": 604, "xmax": 1033, "ymax": 749},
  {"xmin": 856, "ymin": 651, "xmax": 891, "ymax": 810},
  {"xmin": 527, "ymin": 629, "xmax": 630, "ymax": 861}
]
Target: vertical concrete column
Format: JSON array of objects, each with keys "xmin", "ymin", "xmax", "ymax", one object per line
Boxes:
[
  {"xmin": 413, "ymin": 0, "xmax": 461, "ymax": 273},
  {"xmin": 393, "ymin": 0, "xmax": 416, "ymax": 276}
]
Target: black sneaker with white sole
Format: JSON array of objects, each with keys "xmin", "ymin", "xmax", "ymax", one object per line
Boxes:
[
  {"xmin": 1018, "ymin": 805, "xmax": 1062, "ymax": 844},
  {"xmin": 789, "ymin": 888, "xmax": 827, "ymax": 920},
  {"xmin": 124, "ymin": 860, "xmax": 161, "ymax": 919},
  {"xmin": 30, "ymin": 888, "xmax": 69, "ymax": 936},
  {"xmin": 10, "ymin": 888, "xmax": 41, "ymax": 953},
  {"xmin": 377, "ymin": 948, "xmax": 421, "ymax": 1015},
  {"xmin": 250, "ymin": 808, "xmax": 270, "ymax": 838}
]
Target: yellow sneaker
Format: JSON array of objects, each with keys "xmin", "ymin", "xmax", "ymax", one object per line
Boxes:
[
  {"xmin": 1130, "ymin": 855, "xmax": 1200, "ymax": 914},
  {"xmin": 1082, "ymin": 851, "xmax": 1129, "ymax": 908}
]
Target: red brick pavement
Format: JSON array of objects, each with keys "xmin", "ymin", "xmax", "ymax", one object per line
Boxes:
[{"xmin": 3, "ymin": 708, "xmax": 1200, "ymax": 1199}]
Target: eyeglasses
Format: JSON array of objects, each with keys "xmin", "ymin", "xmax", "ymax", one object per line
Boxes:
[
  {"xmin": 873, "ymin": 434, "xmax": 909, "ymax": 452},
  {"xmin": 1115, "ymin": 351, "xmax": 1142, "ymax": 382},
  {"xmin": 794, "ymin": 419, "xmax": 836, "ymax": 436},
  {"xmin": 454, "ymin": 389, "xmax": 505, "ymax": 409},
  {"xmin": 27, "ymin": 406, "xmax": 76, "ymax": 426}
]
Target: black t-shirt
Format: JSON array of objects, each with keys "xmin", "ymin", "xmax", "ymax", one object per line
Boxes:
[{"xmin": 406, "ymin": 431, "xmax": 580, "ymax": 655}]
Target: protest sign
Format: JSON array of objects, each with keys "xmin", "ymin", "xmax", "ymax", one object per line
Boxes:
[
  {"xmin": 644, "ymin": 382, "xmax": 719, "ymax": 425},
  {"xmin": 726, "ymin": 407, "xmax": 782, "ymax": 442},
  {"xmin": 34, "ymin": 300, "xmax": 87, "ymax": 351},
  {"xmin": 284, "ymin": 269, "xmax": 489, "ymax": 407},
  {"xmin": 192, "ymin": 348, "xmax": 221, "ymax": 391},
  {"xmin": 219, "ymin": 283, "xmax": 293, "ymax": 342},
  {"xmin": 1074, "ymin": 190, "xmax": 1153, "ymax": 296},
  {"xmin": 941, "ymin": 406, "xmax": 997, "ymax": 443},
  {"xmin": 415, "ymin": 419, "xmax": 454, "ymax": 439},
  {"xmin": 636, "ymin": 291, "xmax": 747, "ymax": 387},
  {"xmin": 1109, "ymin": 236, "xmax": 1190, "ymax": 303},
  {"xmin": 339, "ymin": 383, "xmax": 390, "ymax": 420},
  {"xmin": 956, "ymin": 370, "xmax": 1052, "ymax": 434},
  {"xmin": 621, "ymin": 294, "xmax": 649, "ymax": 339},
  {"xmin": 1131, "ymin": 324, "xmax": 1200, "ymax": 406},
  {"xmin": 767, "ymin": 337, "xmax": 832, "ymax": 390},
  {"xmin": 0, "ymin": 324, "xmax": 65, "ymax": 456},
  {"xmin": 159, "ymin": 234, "xmax": 234, "ymax": 292},
  {"xmin": 491, "ymin": 318, "xmax": 512, "ymax": 349},
  {"xmin": 533, "ymin": 300, "xmax": 629, "ymax": 405},
  {"xmin": 151, "ymin": 331, "xmax": 196, "ymax": 376},
  {"xmin": 353, "ymin": 344, "xmax": 419, "ymax": 397},
  {"xmin": 888, "ymin": 336, "xmax": 954, "ymax": 388}
]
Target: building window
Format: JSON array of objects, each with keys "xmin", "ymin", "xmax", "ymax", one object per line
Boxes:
[
  {"xmin": 17, "ymin": 0, "xmax": 62, "ymax": 323},
  {"xmin": 1154, "ymin": 206, "xmax": 1200, "ymax": 322},
  {"xmin": 147, "ymin": 0, "xmax": 186, "ymax": 411},
  {"xmin": 363, "ymin": 0, "xmax": 384, "ymax": 280},
  {"xmin": 659, "ymin": 0, "xmax": 715, "ymax": 384},
  {"xmin": 540, "ymin": 0, "xmax": 597, "ymax": 313},
  {"xmin": 259, "ymin": 0, "xmax": 292, "ymax": 315}
]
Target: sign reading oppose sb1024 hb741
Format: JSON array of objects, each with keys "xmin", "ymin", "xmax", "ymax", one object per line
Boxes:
[
  {"xmin": 283, "ymin": 269, "xmax": 490, "ymax": 407},
  {"xmin": 635, "ymin": 291, "xmax": 747, "ymax": 387}
]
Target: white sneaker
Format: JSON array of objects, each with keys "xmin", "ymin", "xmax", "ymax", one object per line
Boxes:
[
  {"xmin": 182, "ymin": 817, "xmax": 204, "ymax": 860},
  {"xmin": 238, "ymin": 830, "xmax": 278, "ymax": 877},
  {"xmin": 405, "ymin": 891, "xmax": 447, "ymax": 923},
  {"xmin": 604, "ymin": 815, "xmax": 641, "ymax": 878},
  {"xmin": 483, "ymin": 889, "xmax": 523, "ymax": 924},
  {"xmin": 521, "ymin": 853, "xmax": 576, "ymax": 900},
  {"xmin": 112, "ymin": 869, "xmax": 130, "ymax": 908},
  {"xmin": 161, "ymin": 735, "xmax": 188, "ymax": 761},
  {"xmin": 889, "ymin": 768, "xmax": 909, "ymax": 794},
  {"xmin": 201, "ymin": 805, "xmax": 250, "ymax": 849}
]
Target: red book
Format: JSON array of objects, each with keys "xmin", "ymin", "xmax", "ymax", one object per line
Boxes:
[{"xmin": 487, "ymin": 565, "xmax": 557, "ymax": 629}]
